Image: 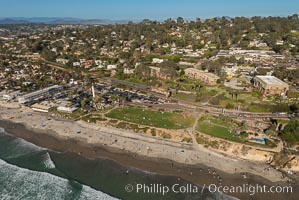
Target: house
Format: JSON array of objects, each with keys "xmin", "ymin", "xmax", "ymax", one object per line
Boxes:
[
  {"xmin": 124, "ymin": 68, "xmax": 135, "ymax": 75},
  {"xmin": 2, "ymin": 90, "xmax": 21, "ymax": 100},
  {"xmin": 107, "ymin": 65, "xmax": 117, "ymax": 70},
  {"xmin": 253, "ymin": 76, "xmax": 289, "ymax": 96},
  {"xmin": 79, "ymin": 59, "xmax": 86, "ymax": 64},
  {"xmin": 56, "ymin": 58, "xmax": 69, "ymax": 65},
  {"xmin": 95, "ymin": 60, "xmax": 102, "ymax": 65},
  {"xmin": 73, "ymin": 62, "xmax": 81, "ymax": 67},
  {"xmin": 276, "ymin": 40, "xmax": 284, "ymax": 45},
  {"xmin": 82, "ymin": 60, "xmax": 93, "ymax": 69},
  {"xmin": 152, "ymin": 58, "xmax": 164, "ymax": 64}
]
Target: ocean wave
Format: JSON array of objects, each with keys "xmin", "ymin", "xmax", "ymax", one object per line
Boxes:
[
  {"xmin": 0, "ymin": 159, "xmax": 118, "ymax": 200},
  {"xmin": 0, "ymin": 127, "xmax": 5, "ymax": 133},
  {"xmin": 41, "ymin": 152, "xmax": 56, "ymax": 169},
  {"xmin": 0, "ymin": 127, "xmax": 237, "ymax": 200},
  {"xmin": 0, "ymin": 129, "xmax": 58, "ymax": 174},
  {"xmin": 0, "ymin": 136, "xmax": 45, "ymax": 161}
]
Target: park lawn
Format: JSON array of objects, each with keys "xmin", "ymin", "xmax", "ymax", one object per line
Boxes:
[
  {"xmin": 247, "ymin": 101, "xmax": 277, "ymax": 113},
  {"xmin": 248, "ymin": 105, "xmax": 270, "ymax": 113},
  {"xmin": 206, "ymin": 116, "xmax": 235, "ymax": 127},
  {"xmin": 238, "ymin": 92, "xmax": 261, "ymax": 102},
  {"xmin": 219, "ymin": 99, "xmax": 234, "ymax": 107},
  {"xmin": 196, "ymin": 120, "xmax": 242, "ymax": 143},
  {"xmin": 173, "ymin": 93, "xmax": 196, "ymax": 102},
  {"xmin": 206, "ymin": 86, "xmax": 227, "ymax": 94},
  {"xmin": 106, "ymin": 107, "xmax": 195, "ymax": 129}
]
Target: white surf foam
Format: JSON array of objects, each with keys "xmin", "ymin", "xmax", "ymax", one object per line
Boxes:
[
  {"xmin": 0, "ymin": 159, "xmax": 118, "ymax": 200},
  {"xmin": 41, "ymin": 152, "xmax": 56, "ymax": 169},
  {"xmin": 0, "ymin": 127, "xmax": 6, "ymax": 133},
  {"xmin": 0, "ymin": 127, "xmax": 47, "ymax": 160}
]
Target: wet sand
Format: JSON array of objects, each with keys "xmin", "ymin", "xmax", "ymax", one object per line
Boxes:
[
  {"xmin": 0, "ymin": 103, "xmax": 290, "ymax": 183},
  {"xmin": 0, "ymin": 119, "xmax": 298, "ymax": 200}
]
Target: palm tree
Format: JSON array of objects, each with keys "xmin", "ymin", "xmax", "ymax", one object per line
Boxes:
[
  {"xmin": 235, "ymin": 91, "xmax": 239, "ymax": 101},
  {"xmin": 118, "ymin": 96, "xmax": 126, "ymax": 107}
]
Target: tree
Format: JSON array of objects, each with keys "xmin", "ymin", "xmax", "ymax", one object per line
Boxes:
[
  {"xmin": 272, "ymin": 45, "xmax": 285, "ymax": 54},
  {"xmin": 176, "ymin": 17, "xmax": 184, "ymax": 26},
  {"xmin": 256, "ymin": 68, "xmax": 268, "ymax": 75},
  {"xmin": 280, "ymin": 120, "xmax": 299, "ymax": 146},
  {"xmin": 179, "ymin": 69, "xmax": 185, "ymax": 77},
  {"xmin": 83, "ymin": 76, "xmax": 91, "ymax": 85},
  {"xmin": 81, "ymin": 99, "xmax": 87, "ymax": 108},
  {"xmin": 225, "ymin": 103, "xmax": 235, "ymax": 109},
  {"xmin": 41, "ymin": 49, "xmax": 56, "ymax": 61},
  {"xmin": 289, "ymin": 104, "xmax": 298, "ymax": 113},
  {"xmin": 235, "ymin": 91, "xmax": 239, "ymax": 101}
]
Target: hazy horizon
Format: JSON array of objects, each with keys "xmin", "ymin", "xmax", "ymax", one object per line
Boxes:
[
  {"xmin": 0, "ymin": 0, "xmax": 298, "ymax": 21},
  {"xmin": 0, "ymin": 14, "xmax": 298, "ymax": 22}
]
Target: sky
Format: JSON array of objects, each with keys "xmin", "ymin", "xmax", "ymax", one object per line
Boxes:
[{"xmin": 0, "ymin": 0, "xmax": 298, "ymax": 20}]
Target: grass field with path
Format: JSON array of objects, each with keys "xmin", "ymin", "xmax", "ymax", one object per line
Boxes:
[{"xmin": 106, "ymin": 107, "xmax": 195, "ymax": 129}]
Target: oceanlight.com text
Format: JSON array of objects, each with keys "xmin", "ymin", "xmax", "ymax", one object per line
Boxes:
[{"xmin": 125, "ymin": 183, "xmax": 293, "ymax": 196}]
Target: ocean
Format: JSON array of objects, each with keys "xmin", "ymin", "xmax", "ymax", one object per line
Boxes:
[{"xmin": 0, "ymin": 127, "xmax": 236, "ymax": 200}]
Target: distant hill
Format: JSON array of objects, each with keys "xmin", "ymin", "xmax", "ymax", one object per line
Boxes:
[
  {"xmin": 0, "ymin": 17, "xmax": 131, "ymax": 25},
  {"xmin": 0, "ymin": 18, "xmax": 29, "ymax": 24}
]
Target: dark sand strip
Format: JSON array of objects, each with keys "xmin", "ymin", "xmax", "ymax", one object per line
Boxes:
[{"xmin": 0, "ymin": 119, "xmax": 298, "ymax": 200}]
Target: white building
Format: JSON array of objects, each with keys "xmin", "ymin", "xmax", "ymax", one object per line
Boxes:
[
  {"xmin": 124, "ymin": 68, "xmax": 135, "ymax": 74},
  {"xmin": 152, "ymin": 58, "xmax": 164, "ymax": 64},
  {"xmin": 107, "ymin": 65, "xmax": 117, "ymax": 70},
  {"xmin": 73, "ymin": 62, "xmax": 81, "ymax": 67},
  {"xmin": 30, "ymin": 103, "xmax": 51, "ymax": 113},
  {"xmin": 18, "ymin": 85, "xmax": 64, "ymax": 104},
  {"xmin": 2, "ymin": 91, "xmax": 21, "ymax": 101},
  {"xmin": 57, "ymin": 106, "xmax": 78, "ymax": 113},
  {"xmin": 56, "ymin": 58, "xmax": 69, "ymax": 64}
]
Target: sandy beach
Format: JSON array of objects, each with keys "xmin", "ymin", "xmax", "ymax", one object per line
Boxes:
[{"xmin": 0, "ymin": 101, "xmax": 298, "ymax": 199}]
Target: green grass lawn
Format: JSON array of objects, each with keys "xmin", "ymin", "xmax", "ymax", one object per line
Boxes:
[
  {"xmin": 196, "ymin": 120, "xmax": 242, "ymax": 143},
  {"xmin": 247, "ymin": 101, "xmax": 288, "ymax": 113},
  {"xmin": 196, "ymin": 117, "xmax": 277, "ymax": 148},
  {"xmin": 173, "ymin": 93, "xmax": 196, "ymax": 102},
  {"xmin": 248, "ymin": 105, "xmax": 270, "ymax": 113},
  {"xmin": 106, "ymin": 107, "xmax": 195, "ymax": 129},
  {"xmin": 208, "ymin": 117, "xmax": 233, "ymax": 127},
  {"xmin": 237, "ymin": 92, "xmax": 261, "ymax": 102}
]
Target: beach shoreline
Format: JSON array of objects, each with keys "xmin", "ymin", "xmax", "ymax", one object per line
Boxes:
[
  {"xmin": 1, "ymin": 119, "xmax": 298, "ymax": 200},
  {"xmin": 0, "ymin": 102, "xmax": 298, "ymax": 199}
]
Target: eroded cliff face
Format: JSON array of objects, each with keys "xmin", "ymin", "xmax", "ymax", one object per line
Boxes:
[
  {"xmin": 280, "ymin": 156, "xmax": 299, "ymax": 172},
  {"xmin": 196, "ymin": 134, "xmax": 275, "ymax": 163},
  {"xmin": 216, "ymin": 142, "xmax": 274, "ymax": 162}
]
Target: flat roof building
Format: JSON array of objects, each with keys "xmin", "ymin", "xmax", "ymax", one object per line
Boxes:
[
  {"xmin": 18, "ymin": 85, "xmax": 63, "ymax": 104},
  {"xmin": 2, "ymin": 90, "xmax": 21, "ymax": 101},
  {"xmin": 185, "ymin": 68, "xmax": 220, "ymax": 85},
  {"xmin": 30, "ymin": 103, "xmax": 51, "ymax": 113},
  {"xmin": 253, "ymin": 76, "xmax": 289, "ymax": 96}
]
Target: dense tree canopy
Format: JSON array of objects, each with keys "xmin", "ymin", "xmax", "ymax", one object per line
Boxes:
[{"xmin": 280, "ymin": 120, "xmax": 299, "ymax": 146}]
